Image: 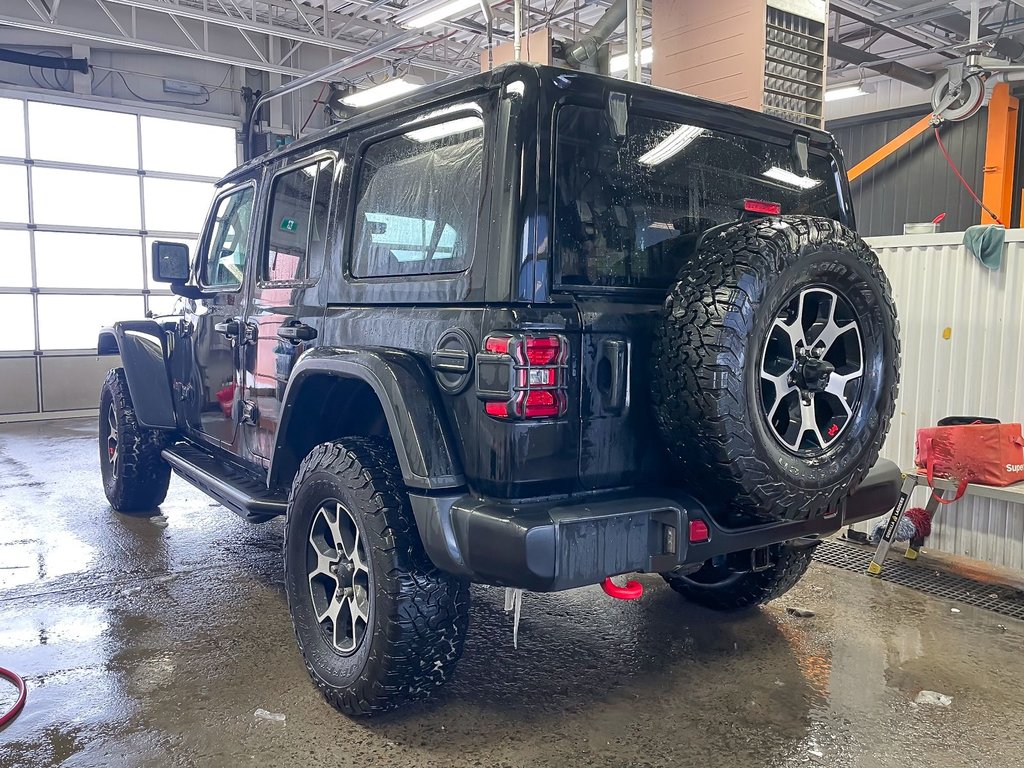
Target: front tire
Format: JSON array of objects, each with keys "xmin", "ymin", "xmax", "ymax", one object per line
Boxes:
[
  {"xmin": 662, "ymin": 545, "xmax": 814, "ymax": 611},
  {"xmin": 283, "ymin": 437, "xmax": 470, "ymax": 716},
  {"xmin": 99, "ymin": 368, "xmax": 171, "ymax": 512}
]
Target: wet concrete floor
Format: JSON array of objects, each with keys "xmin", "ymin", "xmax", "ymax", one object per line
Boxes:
[{"xmin": 1, "ymin": 418, "xmax": 1023, "ymax": 767}]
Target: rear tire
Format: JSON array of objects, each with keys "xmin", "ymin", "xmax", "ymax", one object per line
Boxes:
[
  {"xmin": 652, "ymin": 216, "xmax": 900, "ymax": 523},
  {"xmin": 662, "ymin": 545, "xmax": 814, "ymax": 611},
  {"xmin": 283, "ymin": 437, "xmax": 470, "ymax": 717},
  {"xmin": 99, "ymin": 368, "xmax": 171, "ymax": 512}
]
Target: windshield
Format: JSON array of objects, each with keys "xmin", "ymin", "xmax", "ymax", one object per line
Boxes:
[{"xmin": 553, "ymin": 105, "xmax": 844, "ymax": 290}]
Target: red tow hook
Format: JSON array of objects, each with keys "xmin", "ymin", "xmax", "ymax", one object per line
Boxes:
[{"xmin": 601, "ymin": 576, "xmax": 643, "ymax": 600}]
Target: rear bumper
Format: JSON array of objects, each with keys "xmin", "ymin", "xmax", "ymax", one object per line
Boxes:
[{"xmin": 410, "ymin": 459, "xmax": 901, "ymax": 591}]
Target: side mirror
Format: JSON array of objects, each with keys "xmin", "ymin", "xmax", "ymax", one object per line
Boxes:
[
  {"xmin": 152, "ymin": 241, "xmax": 207, "ymax": 299},
  {"xmin": 152, "ymin": 241, "xmax": 190, "ymax": 284}
]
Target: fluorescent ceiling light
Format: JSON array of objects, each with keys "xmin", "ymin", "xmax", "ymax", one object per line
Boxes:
[
  {"xmin": 404, "ymin": 104, "xmax": 484, "ymax": 142},
  {"xmin": 408, "ymin": 116, "xmax": 484, "ymax": 142},
  {"xmin": 609, "ymin": 47, "xmax": 654, "ymax": 74},
  {"xmin": 825, "ymin": 84, "xmax": 870, "ymax": 102},
  {"xmin": 638, "ymin": 124, "xmax": 704, "ymax": 166},
  {"xmin": 402, "ymin": 0, "xmax": 481, "ymax": 28},
  {"xmin": 341, "ymin": 78, "xmax": 422, "ymax": 108},
  {"xmin": 763, "ymin": 166, "xmax": 821, "ymax": 189}
]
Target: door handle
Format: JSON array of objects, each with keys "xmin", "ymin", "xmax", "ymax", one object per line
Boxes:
[
  {"xmin": 214, "ymin": 319, "xmax": 240, "ymax": 338},
  {"xmin": 598, "ymin": 338, "xmax": 628, "ymax": 414},
  {"xmin": 277, "ymin": 320, "xmax": 317, "ymax": 344}
]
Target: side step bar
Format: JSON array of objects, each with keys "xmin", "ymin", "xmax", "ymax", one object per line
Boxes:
[{"xmin": 162, "ymin": 443, "xmax": 287, "ymax": 523}]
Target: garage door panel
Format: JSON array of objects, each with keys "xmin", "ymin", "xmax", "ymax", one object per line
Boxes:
[
  {"xmin": 0, "ymin": 357, "xmax": 39, "ymax": 415},
  {"xmin": 41, "ymin": 356, "xmax": 120, "ymax": 412}
]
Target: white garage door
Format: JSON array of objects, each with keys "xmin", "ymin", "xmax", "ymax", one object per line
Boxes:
[{"xmin": 0, "ymin": 94, "xmax": 239, "ymax": 420}]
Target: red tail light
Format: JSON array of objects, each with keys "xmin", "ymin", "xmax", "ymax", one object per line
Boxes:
[
  {"xmin": 478, "ymin": 332, "xmax": 569, "ymax": 420},
  {"xmin": 743, "ymin": 199, "xmax": 782, "ymax": 215}
]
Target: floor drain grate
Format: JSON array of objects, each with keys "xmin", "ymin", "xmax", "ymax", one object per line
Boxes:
[{"xmin": 812, "ymin": 539, "xmax": 1024, "ymax": 621}]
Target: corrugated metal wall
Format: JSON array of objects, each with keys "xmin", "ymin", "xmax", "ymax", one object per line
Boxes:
[
  {"xmin": 829, "ymin": 109, "xmax": 989, "ymax": 237},
  {"xmin": 857, "ymin": 232, "xmax": 1024, "ymax": 572}
]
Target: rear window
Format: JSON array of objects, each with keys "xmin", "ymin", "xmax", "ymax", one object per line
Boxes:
[
  {"xmin": 554, "ymin": 105, "xmax": 843, "ymax": 290},
  {"xmin": 351, "ymin": 107, "xmax": 484, "ymax": 278}
]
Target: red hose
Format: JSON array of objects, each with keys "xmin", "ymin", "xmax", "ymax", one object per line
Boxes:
[
  {"xmin": 933, "ymin": 127, "xmax": 1005, "ymax": 227},
  {"xmin": 0, "ymin": 667, "xmax": 26, "ymax": 728}
]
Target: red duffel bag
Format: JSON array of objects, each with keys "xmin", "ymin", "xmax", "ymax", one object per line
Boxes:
[{"xmin": 915, "ymin": 422, "xmax": 1024, "ymax": 503}]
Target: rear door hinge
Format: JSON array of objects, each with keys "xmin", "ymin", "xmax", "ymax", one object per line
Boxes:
[
  {"xmin": 173, "ymin": 380, "xmax": 194, "ymax": 403},
  {"xmin": 241, "ymin": 399, "xmax": 259, "ymax": 426}
]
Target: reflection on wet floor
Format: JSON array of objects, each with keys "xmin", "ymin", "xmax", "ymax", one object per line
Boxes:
[{"xmin": 2, "ymin": 418, "xmax": 1024, "ymax": 768}]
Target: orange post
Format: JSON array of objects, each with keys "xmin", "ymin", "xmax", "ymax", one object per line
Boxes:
[
  {"xmin": 981, "ymin": 82, "xmax": 1019, "ymax": 227},
  {"xmin": 848, "ymin": 114, "xmax": 935, "ymax": 182}
]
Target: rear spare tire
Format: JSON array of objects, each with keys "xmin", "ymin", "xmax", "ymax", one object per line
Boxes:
[
  {"xmin": 662, "ymin": 544, "xmax": 814, "ymax": 611},
  {"xmin": 652, "ymin": 217, "xmax": 899, "ymax": 523}
]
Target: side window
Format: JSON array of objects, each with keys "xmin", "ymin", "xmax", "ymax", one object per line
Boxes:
[
  {"xmin": 264, "ymin": 158, "xmax": 335, "ymax": 283},
  {"xmin": 351, "ymin": 109, "xmax": 484, "ymax": 278},
  {"xmin": 201, "ymin": 185, "xmax": 255, "ymax": 289}
]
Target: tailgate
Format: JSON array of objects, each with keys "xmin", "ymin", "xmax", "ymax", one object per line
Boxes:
[{"xmin": 573, "ymin": 296, "xmax": 668, "ymax": 490}]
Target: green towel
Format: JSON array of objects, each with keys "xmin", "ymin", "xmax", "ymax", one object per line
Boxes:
[{"xmin": 964, "ymin": 225, "xmax": 1005, "ymax": 270}]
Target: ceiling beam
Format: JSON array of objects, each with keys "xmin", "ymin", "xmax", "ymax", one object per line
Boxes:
[
  {"xmin": 830, "ymin": 0, "xmax": 960, "ymax": 58},
  {"xmin": 828, "ymin": 40, "xmax": 936, "ymax": 88},
  {"xmin": 0, "ymin": 10, "xmax": 307, "ymax": 74}
]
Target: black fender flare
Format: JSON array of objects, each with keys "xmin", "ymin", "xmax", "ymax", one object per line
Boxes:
[
  {"xmin": 97, "ymin": 321, "xmax": 176, "ymax": 430},
  {"xmin": 270, "ymin": 347, "xmax": 466, "ymax": 491}
]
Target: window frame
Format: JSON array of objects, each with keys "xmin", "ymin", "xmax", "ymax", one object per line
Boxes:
[
  {"xmin": 346, "ymin": 103, "xmax": 487, "ymax": 283},
  {"xmin": 196, "ymin": 180, "xmax": 258, "ymax": 293},
  {"xmin": 257, "ymin": 149, "xmax": 338, "ymax": 289}
]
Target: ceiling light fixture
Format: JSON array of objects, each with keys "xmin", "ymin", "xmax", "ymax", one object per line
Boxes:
[
  {"xmin": 609, "ymin": 47, "xmax": 654, "ymax": 74},
  {"xmin": 824, "ymin": 84, "xmax": 871, "ymax": 102},
  {"xmin": 340, "ymin": 77, "xmax": 422, "ymax": 108},
  {"xmin": 638, "ymin": 124, "xmax": 704, "ymax": 166},
  {"xmin": 407, "ymin": 116, "xmax": 484, "ymax": 142},
  {"xmin": 398, "ymin": 0, "xmax": 484, "ymax": 29},
  {"xmin": 762, "ymin": 167, "xmax": 821, "ymax": 189}
]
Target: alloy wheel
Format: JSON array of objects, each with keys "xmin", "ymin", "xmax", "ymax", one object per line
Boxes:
[
  {"xmin": 758, "ymin": 286, "xmax": 864, "ymax": 455},
  {"xmin": 306, "ymin": 500, "xmax": 371, "ymax": 655},
  {"xmin": 106, "ymin": 404, "xmax": 119, "ymax": 478}
]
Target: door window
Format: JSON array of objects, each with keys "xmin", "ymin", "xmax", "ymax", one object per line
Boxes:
[
  {"xmin": 201, "ymin": 185, "xmax": 254, "ymax": 289},
  {"xmin": 351, "ymin": 109, "xmax": 484, "ymax": 278},
  {"xmin": 263, "ymin": 158, "xmax": 335, "ymax": 283}
]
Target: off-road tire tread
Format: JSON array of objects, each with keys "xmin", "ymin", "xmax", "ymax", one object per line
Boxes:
[
  {"xmin": 100, "ymin": 367, "xmax": 171, "ymax": 511},
  {"xmin": 652, "ymin": 217, "xmax": 900, "ymax": 521},
  {"xmin": 284, "ymin": 437, "xmax": 470, "ymax": 716},
  {"xmin": 662, "ymin": 545, "xmax": 814, "ymax": 610}
]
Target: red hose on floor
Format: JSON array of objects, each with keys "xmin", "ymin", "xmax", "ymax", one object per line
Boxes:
[{"xmin": 0, "ymin": 667, "xmax": 26, "ymax": 728}]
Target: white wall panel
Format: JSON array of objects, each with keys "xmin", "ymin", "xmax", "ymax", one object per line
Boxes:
[{"xmin": 858, "ymin": 231, "xmax": 1024, "ymax": 571}]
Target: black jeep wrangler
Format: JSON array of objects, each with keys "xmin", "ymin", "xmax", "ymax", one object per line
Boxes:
[{"xmin": 98, "ymin": 63, "xmax": 901, "ymax": 716}]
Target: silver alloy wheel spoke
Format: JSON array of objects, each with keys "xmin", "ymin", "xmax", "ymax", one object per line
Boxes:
[
  {"xmin": 797, "ymin": 399, "xmax": 827, "ymax": 451},
  {"xmin": 810, "ymin": 298, "xmax": 855, "ymax": 353},
  {"xmin": 824, "ymin": 368, "xmax": 863, "ymax": 416},
  {"xmin": 770, "ymin": 316, "xmax": 804, "ymax": 350},
  {"xmin": 307, "ymin": 547, "xmax": 337, "ymax": 590},
  {"xmin": 763, "ymin": 371, "xmax": 797, "ymax": 421},
  {"xmin": 320, "ymin": 592, "xmax": 344, "ymax": 628}
]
